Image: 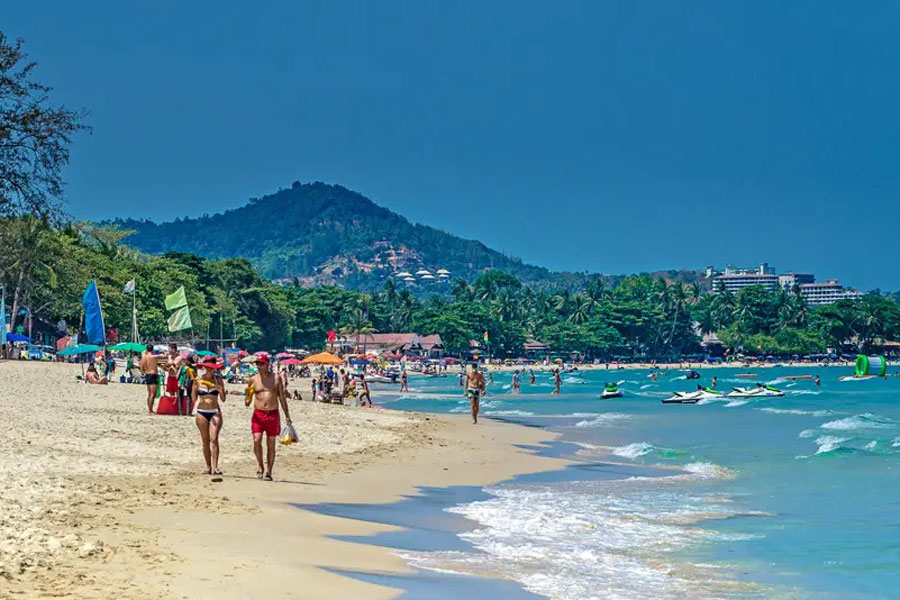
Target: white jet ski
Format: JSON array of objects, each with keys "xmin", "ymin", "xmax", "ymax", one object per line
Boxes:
[
  {"xmin": 366, "ymin": 374, "xmax": 399, "ymax": 384},
  {"xmin": 662, "ymin": 388, "xmax": 723, "ymax": 404},
  {"xmin": 727, "ymin": 386, "xmax": 784, "ymax": 398}
]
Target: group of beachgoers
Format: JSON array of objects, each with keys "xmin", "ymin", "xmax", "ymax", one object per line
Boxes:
[
  {"xmin": 139, "ymin": 343, "xmax": 291, "ymax": 481},
  {"xmin": 309, "ymin": 366, "xmax": 372, "ymax": 405}
]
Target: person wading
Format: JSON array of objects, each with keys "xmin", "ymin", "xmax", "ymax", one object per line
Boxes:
[{"xmin": 464, "ymin": 363, "xmax": 487, "ymax": 424}]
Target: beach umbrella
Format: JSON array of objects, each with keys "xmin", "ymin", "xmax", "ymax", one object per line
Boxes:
[
  {"xmin": 196, "ymin": 350, "xmax": 217, "ymax": 357},
  {"xmin": 301, "ymin": 352, "xmax": 343, "ymax": 365},
  {"xmin": 281, "ymin": 358, "xmax": 303, "ymax": 366},
  {"xmin": 58, "ymin": 344, "xmax": 103, "ymax": 356},
  {"xmin": 240, "ymin": 354, "xmax": 258, "ymax": 364},
  {"xmin": 275, "ymin": 352, "xmax": 295, "ymax": 359},
  {"xmin": 108, "ymin": 342, "xmax": 145, "ymax": 352}
]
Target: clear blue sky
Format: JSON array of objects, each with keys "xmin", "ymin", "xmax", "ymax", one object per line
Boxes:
[{"xmin": 6, "ymin": 1, "xmax": 900, "ymax": 290}]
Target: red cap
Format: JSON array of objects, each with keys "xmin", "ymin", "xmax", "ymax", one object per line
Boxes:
[
  {"xmin": 254, "ymin": 353, "xmax": 270, "ymax": 364},
  {"xmin": 198, "ymin": 360, "xmax": 224, "ymax": 370}
]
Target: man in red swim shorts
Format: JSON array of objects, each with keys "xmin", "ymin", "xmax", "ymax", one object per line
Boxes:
[{"xmin": 245, "ymin": 353, "xmax": 292, "ymax": 481}]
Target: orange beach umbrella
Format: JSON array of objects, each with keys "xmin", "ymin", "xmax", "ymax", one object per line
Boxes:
[{"xmin": 301, "ymin": 352, "xmax": 343, "ymax": 365}]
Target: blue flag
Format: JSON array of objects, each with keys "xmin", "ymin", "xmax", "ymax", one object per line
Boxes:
[{"xmin": 82, "ymin": 281, "xmax": 106, "ymax": 345}]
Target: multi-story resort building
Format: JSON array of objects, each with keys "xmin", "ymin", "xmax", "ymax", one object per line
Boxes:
[
  {"xmin": 778, "ymin": 272, "xmax": 816, "ymax": 289},
  {"xmin": 712, "ymin": 263, "xmax": 778, "ymax": 293},
  {"xmin": 710, "ymin": 264, "xmax": 863, "ymax": 306},
  {"xmin": 799, "ymin": 279, "xmax": 863, "ymax": 306}
]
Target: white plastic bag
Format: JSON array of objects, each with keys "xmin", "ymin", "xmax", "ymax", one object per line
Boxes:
[{"xmin": 279, "ymin": 424, "xmax": 299, "ymax": 445}]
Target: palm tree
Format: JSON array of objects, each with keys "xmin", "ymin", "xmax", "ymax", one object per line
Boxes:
[
  {"xmin": 451, "ymin": 277, "xmax": 473, "ymax": 303},
  {"xmin": 2, "ymin": 216, "xmax": 60, "ymax": 329},
  {"xmin": 712, "ymin": 289, "xmax": 736, "ymax": 330},
  {"xmin": 392, "ymin": 290, "xmax": 417, "ymax": 331},
  {"xmin": 566, "ymin": 294, "xmax": 591, "ymax": 324},
  {"xmin": 664, "ymin": 283, "xmax": 688, "ymax": 346}
]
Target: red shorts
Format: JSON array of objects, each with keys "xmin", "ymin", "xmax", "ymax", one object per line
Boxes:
[{"xmin": 251, "ymin": 408, "xmax": 280, "ymax": 437}]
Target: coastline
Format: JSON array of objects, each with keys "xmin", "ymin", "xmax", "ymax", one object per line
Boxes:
[{"xmin": 0, "ymin": 361, "xmax": 567, "ymax": 599}]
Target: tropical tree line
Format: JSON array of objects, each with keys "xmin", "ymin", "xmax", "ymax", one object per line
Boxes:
[{"xmin": 4, "ymin": 222, "xmax": 899, "ymax": 358}]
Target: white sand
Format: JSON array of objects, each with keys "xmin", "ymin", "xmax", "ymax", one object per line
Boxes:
[{"xmin": 0, "ymin": 360, "xmax": 564, "ymax": 599}]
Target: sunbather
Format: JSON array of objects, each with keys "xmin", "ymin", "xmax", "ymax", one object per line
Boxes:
[{"xmin": 85, "ymin": 364, "xmax": 108, "ymax": 385}]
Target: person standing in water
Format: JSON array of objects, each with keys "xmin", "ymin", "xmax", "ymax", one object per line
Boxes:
[
  {"xmin": 553, "ymin": 368, "xmax": 561, "ymax": 394},
  {"xmin": 512, "ymin": 369, "xmax": 520, "ymax": 393},
  {"xmin": 711, "ymin": 376, "xmax": 718, "ymax": 389},
  {"xmin": 815, "ymin": 375, "xmax": 821, "ymax": 386},
  {"xmin": 464, "ymin": 363, "xmax": 487, "ymax": 424},
  {"xmin": 245, "ymin": 353, "xmax": 292, "ymax": 481},
  {"xmin": 529, "ymin": 369, "xmax": 536, "ymax": 385},
  {"xmin": 193, "ymin": 361, "xmax": 225, "ymax": 476},
  {"xmin": 400, "ymin": 368, "xmax": 409, "ymax": 392}
]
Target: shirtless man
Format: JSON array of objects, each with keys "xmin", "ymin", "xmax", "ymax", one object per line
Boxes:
[
  {"xmin": 140, "ymin": 344, "xmax": 163, "ymax": 413},
  {"xmin": 553, "ymin": 369, "xmax": 561, "ymax": 394},
  {"xmin": 511, "ymin": 369, "xmax": 520, "ymax": 393},
  {"xmin": 166, "ymin": 343, "xmax": 183, "ymax": 379},
  {"xmin": 464, "ymin": 364, "xmax": 487, "ymax": 424},
  {"xmin": 244, "ymin": 353, "xmax": 292, "ymax": 481}
]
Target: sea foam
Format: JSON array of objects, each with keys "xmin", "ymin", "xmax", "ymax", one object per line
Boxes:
[
  {"xmin": 612, "ymin": 442, "xmax": 655, "ymax": 459},
  {"xmin": 820, "ymin": 413, "xmax": 894, "ymax": 431}
]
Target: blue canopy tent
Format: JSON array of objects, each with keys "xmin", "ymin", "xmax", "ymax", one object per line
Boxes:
[{"xmin": 6, "ymin": 333, "xmax": 31, "ymax": 343}]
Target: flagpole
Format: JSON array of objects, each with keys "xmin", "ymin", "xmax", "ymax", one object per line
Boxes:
[{"xmin": 132, "ymin": 287, "xmax": 137, "ymax": 343}]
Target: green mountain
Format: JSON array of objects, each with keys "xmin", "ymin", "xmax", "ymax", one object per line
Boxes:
[{"xmin": 111, "ymin": 181, "xmax": 584, "ymax": 290}]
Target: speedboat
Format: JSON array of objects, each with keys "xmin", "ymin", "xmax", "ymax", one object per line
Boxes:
[
  {"xmin": 366, "ymin": 373, "xmax": 399, "ymax": 384},
  {"xmin": 727, "ymin": 386, "xmax": 784, "ymax": 398},
  {"xmin": 663, "ymin": 388, "xmax": 723, "ymax": 404}
]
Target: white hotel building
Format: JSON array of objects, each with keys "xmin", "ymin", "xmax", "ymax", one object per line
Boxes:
[
  {"xmin": 711, "ymin": 264, "xmax": 863, "ymax": 306},
  {"xmin": 798, "ymin": 279, "xmax": 863, "ymax": 306}
]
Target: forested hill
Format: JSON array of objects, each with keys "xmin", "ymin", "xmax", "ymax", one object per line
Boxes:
[{"xmin": 108, "ymin": 181, "xmax": 592, "ymax": 289}]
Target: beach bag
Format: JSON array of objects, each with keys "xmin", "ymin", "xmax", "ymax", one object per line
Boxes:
[
  {"xmin": 156, "ymin": 395, "xmax": 180, "ymax": 415},
  {"xmin": 279, "ymin": 424, "xmax": 299, "ymax": 446}
]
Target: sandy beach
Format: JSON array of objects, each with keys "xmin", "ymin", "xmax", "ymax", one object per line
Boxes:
[{"xmin": 0, "ymin": 360, "xmax": 565, "ymax": 599}]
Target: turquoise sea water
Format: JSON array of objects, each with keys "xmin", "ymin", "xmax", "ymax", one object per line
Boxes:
[{"xmin": 375, "ymin": 367, "xmax": 900, "ymax": 599}]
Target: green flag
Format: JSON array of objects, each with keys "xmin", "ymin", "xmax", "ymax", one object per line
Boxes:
[
  {"xmin": 165, "ymin": 286, "xmax": 188, "ymax": 311},
  {"xmin": 167, "ymin": 306, "xmax": 192, "ymax": 332}
]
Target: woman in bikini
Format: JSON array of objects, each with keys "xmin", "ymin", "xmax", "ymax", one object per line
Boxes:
[{"xmin": 192, "ymin": 360, "xmax": 226, "ymax": 475}]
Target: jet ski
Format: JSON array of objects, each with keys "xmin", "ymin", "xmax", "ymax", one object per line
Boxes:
[
  {"xmin": 685, "ymin": 370, "xmax": 700, "ymax": 380},
  {"xmin": 727, "ymin": 385, "xmax": 784, "ymax": 398},
  {"xmin": 601, "ymin": 384, "xmax": 622, "ymax": 399},
  {"xmin": 663, "ymin": 388, "xmax": 723, "ymax": 404},
  {"xmin": 366, "ymin": 373, "xmax": 399, "ymax": 384}
]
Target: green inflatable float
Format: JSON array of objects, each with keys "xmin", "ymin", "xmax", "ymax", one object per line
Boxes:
[{"xmin": 855, "ymin": 354, "xmax": 886, "ymax": 378}]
